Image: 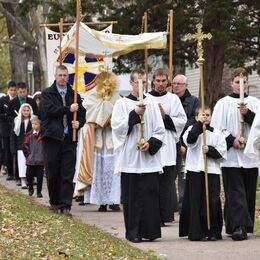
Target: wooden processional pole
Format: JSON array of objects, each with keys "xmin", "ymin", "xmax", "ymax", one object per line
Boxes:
[
  {"xmin": 143, "ymin": 12, "xmax": 148, "ymax": 92},
  {"xmin": 72, "ymin": 0, "xmax": 82, "ymax": 141},
  {"xmin": 185, "ymin": 23, "xmax": 212, "ymax": 230},
  {"xmin": 168, "ymin": 10, "xmax": 173, "ymax": 83},
  {"xmin": 59, "ymin": 18, "xmax": 63, "ymax": 65}
]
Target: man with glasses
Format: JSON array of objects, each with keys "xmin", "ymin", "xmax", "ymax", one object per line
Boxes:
[
  {"xmin": 211, "ymin": 68, "xmax": 260, "ymax": 241},
  {"xmin": 172, "ymin": 74, "xmax": 199, "ymax": 213},
  {"xmin": 146, "ymin": 69, "xmax": 187, "ymax": 226}
]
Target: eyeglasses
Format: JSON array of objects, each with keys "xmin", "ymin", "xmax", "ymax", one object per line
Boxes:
[
  {"xmin": 234, "ymin": 81, "xmax": 247, "ymax": 84},
  {"xmin": 172, "ymin": 82, "xmax": 185, "ymax": 86}
]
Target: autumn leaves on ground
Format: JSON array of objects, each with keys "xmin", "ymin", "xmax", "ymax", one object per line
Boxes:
[
  {"xmin": 0, "ymin": 184, "xmax": 259, "ymax": 259},
  {"xmin": 0, "ymin": 185, "xmax": 156, "ymax": 259}
]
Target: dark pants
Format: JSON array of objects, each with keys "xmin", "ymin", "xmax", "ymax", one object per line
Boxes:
[
  {"xmin": 174, "ymin": 152, "xmax": 186, "ymax": 212},
  {"xmin": 159, "ymin": 166, "xmax": 176, "ymax": 222},
  {"xmin": 26, "ymin": 165, "xmax": 44, "ymax": 193},
  {"xmin": 0, "ymin": 138, "xmax": 3, "ymax": 167},
  {"xmin": 43, "ymin": 136, "xmax": 76, "ymax": 210},
  {"xmin": 222, "ymin": 167, "xmax": 258, "ymax": 234},
  {"xmin": 121, "ymin": 172, "xmax": 161, "ymax": 241},
  {"xmin": 1, "ymin": 137, "xmax": 14, "ymax": 178}
]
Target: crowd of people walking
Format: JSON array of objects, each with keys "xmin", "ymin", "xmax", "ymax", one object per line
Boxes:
[{"xmin": 0, "ymin": 65, "xmax": 259, "ymax": 243}]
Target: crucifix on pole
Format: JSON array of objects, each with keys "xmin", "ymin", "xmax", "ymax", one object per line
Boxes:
[{"xmin": 185, "ymin": 23, "xmax": 212, "ymax": 230}]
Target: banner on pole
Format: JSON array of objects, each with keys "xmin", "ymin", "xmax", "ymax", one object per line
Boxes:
[{"xmin": 45, "ymin": 25, "xmax": 113, "ymax": 92}]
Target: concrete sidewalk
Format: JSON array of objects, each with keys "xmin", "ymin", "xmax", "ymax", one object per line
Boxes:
[{"xmin": 1, "ymin": 174, "xmax": 260, "ymax": 260}]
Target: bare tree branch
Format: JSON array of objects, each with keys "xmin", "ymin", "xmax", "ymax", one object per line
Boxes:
[
  {"xmin": 0, "ymin": 2, "xmax": 36, "ymax": 46},
  {"xmin": 0, "ymin": 38, "xmax": 28, "ymax": 48},
  {"xmin": 0, "ymin": 0, "xmax": 20, "ymax": 4}
]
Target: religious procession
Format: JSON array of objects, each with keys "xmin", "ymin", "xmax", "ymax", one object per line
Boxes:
[{"xmin": 0, "ymin": 0, "xmax": 260, "ymax": 259}]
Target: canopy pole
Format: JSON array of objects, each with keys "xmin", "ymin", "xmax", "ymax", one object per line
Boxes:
[
  {"xmin": 59, "ymin": 18, "xmax": 63, "ymax": 65},
  {"xmin": 169, "ymin": 10, "xmax": 173, "ymax": 83},
  {"xmin": 72, "ymin": 0, "xmax": 81, "ymax": 141},
  {"xmin": 144, "ymin": 12, "xmax": 148, "ymax": 92}
]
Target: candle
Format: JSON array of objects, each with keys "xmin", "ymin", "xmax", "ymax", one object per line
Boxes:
[
  {"xmin": 240, "ymin": 73, "xmax": 244, "ymax": 104},
  {"xmin": 138, "ymin": 79, "xmax": 143, "ymax": 103}
]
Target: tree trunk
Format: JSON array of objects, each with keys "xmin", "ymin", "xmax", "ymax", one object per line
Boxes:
[
  {"xmin": 3, "ymin": 3, "xmax": 42, "ymax": 93},
  {"xmin": 203, "ymin": 40, "xmax": 226, "ymax": 109}
]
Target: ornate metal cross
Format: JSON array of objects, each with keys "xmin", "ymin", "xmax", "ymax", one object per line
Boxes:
[{"xmin": 185, "ymin": 23, "xmax": 212, "ymax": 60}]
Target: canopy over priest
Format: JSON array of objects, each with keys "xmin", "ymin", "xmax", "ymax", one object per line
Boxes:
[{"xmin": 111, "ymin": 69, "xmax": 165, "ymax": 243}]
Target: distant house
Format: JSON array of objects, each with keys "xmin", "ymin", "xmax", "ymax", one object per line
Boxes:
[{"xmin": 186, "ymin": 67, "xmax": 260, "ymax": 99}]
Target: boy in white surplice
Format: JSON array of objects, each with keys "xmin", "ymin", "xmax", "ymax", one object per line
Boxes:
[
  {"xmin": 211, "ymin": 68, "xmax": 260, "ymax": 241},
  {"xmin": 179, "ymin": 106, "xmax": 227, "ymax": 241},
  {"xmin": 111, "ymin": 69, "xmax": 165, "ymax": 243}
]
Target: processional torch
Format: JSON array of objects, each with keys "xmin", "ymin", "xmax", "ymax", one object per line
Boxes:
[
  {"xmin": 137, "ymin": 77, "xmax": 146, "ymax": 148},
  {"xmin": 239, "ymin": 72, "xmax": 247, "ymax": 148},
  {"xmin": 185, "ymin": 23, "xmax": 212, "ymax": 230}
]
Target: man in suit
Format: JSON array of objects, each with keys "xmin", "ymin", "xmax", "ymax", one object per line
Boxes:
[
  {"xmin": 40, "ymin": 64, "xmax": 86, "ymax": 216},
  {"xmin": 7, "ymin": 82, "xmax": 38, "ymax": 119},
  {"xmin": 0, "ymin": 81, "xmax": 17, "ymax": 180}
]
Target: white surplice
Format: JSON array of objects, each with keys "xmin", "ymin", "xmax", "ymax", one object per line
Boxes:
[
  {"xmin": 211, "ymin": 95, "xmax": 260, "ymax": 168},
  {"xmin": 111, "ymin": 97, "xmax": 165, "ymax": 174},
  {"xmin": 244, "ymin": 111, "xmax": 260, "ymax": 159},
  {"xmin": 183, "ymin": 125, "xmax": 227, "ymax": 174},
  {"xmin": 146, "ymin": 92, "xmax": 187, "ymax": 166}
]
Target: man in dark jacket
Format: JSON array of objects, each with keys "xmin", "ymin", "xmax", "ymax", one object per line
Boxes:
[
  {"xmin": 173, "ymin": 74, "xmax": 199, "ymax": 213},
  {"xmin": 0, "ymin": 81, "xmax": 17, "ymax": 180},
  {"xmin": 40, "ymin": 64, "xmax": 86, "ymax": 216}
]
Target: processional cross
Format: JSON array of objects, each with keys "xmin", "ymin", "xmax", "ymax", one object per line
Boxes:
[
  {"xmin": 185, "ymin": 23, "xmax": 212, "ymax": 230},
  {"xmin": 186, "ymin": 23, "xmax": 212, "ymax": 61}
]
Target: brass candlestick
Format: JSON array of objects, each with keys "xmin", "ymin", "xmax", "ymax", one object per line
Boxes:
[
  {"xmin": 238, "ymin": 72, "xmax": 247, "ymax": 148},
  {"xmin": 137, "ymin": 102, "xmax": 146, "ymax": 149},
  {"xmin": 238, "ymin": 102, "xmax": 247, "ymax": 148}
]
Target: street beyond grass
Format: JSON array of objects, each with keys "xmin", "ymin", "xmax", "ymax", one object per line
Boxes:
[{"xmin": 0, "ymin": 185, "xmax": 156, "ymax": 259}]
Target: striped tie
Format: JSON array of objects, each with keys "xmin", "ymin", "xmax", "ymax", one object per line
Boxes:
[{"xmin": 60, "ymin": 91, "xmax": 68, "ymax": 131}]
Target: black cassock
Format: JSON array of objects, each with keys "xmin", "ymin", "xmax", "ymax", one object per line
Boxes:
[
  {"xmin": 179, "ymin": 171, "xmax": 223, "ymax": 241},
  {"xmin": 222, "ymin": 167, "xmax": 258, "ymax": 234},
  {"xmin": 121, "ymin": 172, "xmax": 161, "ymax": 241}
]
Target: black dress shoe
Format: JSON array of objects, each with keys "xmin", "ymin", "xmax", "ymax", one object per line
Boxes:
[
  {"xmin": 98, "ymin": 205, "xmax": 107, "ymax": 212},
  {"xmin": 161, "ymin": 221, "xmax": 166, "ymax": 227},
  {"xmin": 37, "ymin": 193, "xmax": 43, "ymax": 198},
  {"xmin": 78, "ymin": 201, "xmax": 86, "ymax": 206},
  {"xmin": 109, "ymin": 204, "xmax": 121, "ymax": 211},
  {"xmin": 16, "ymin": 180, "xmax": 21, "ymax": 186},
  {"xmin": 127, "ymin": 237, "xmax": 142, "ymax": 243},
  {"xmin": 6, "ymin": 176, "xmax": 14, "ymax": 181},
  {"xmin": 21, "ymin": 186, "xmax": 28, "ymax": 190},
  {"xmin": 28, "ymin": 189, "xmax": 34, "ymax": 196},
  {"xmin": 207, "ymin": 235, "xmax": 217, "ymax": 241},
  {"xmin": 61, "ymin": 208, "xmax": 72, "ymax": 218},
  {"xmin": 232, "ymin": 226, "xmax": 247, "ymax": 241},
  {"xmin": 49, "ymin": 205, "xmax": 59, "ymax": 214}
]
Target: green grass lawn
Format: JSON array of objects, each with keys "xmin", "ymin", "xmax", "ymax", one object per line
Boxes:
[
  {"xmin": 0, "ymin": 185, "xmax": 157, "ymax": 259},
  {"xmin": 255, "ymin": 178, "xmax": 260, "ymax": 235}
]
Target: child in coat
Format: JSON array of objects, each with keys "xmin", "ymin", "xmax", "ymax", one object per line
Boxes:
[{"xmin": 23, "ymin": 116, "xmax": 44, "ymax": 197}]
